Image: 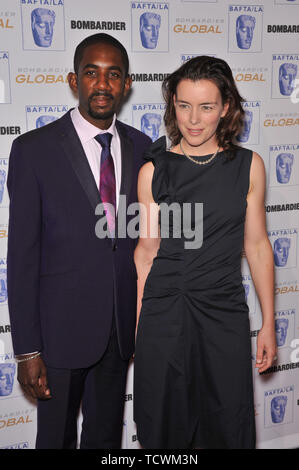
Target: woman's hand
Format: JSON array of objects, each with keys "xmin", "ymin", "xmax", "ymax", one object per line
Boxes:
[{"xmin": 255, "ymin": 325, "xmax": 277, "ymax": 373}]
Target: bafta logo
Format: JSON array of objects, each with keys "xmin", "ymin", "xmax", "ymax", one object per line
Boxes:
[
  {"xmin": 279, "ymin": 63, "xmax": 298, "ymax": 96},
  {"xmin": 31, "ymin": 8, "xmax": 56, "ymax": 48},
  {"xmin": 0, "ymin": 170, "xmax": 6, "ymax": 204},
  {"xmin": 236, "ymin": 110, "xmax": 253, "ymax": 143},
  {"xmin": 243, "ymin": 283, "xmax": 250, "ymax": 302},
  {"xmin": 0, "ymin": 269, "xmax": 7, "ymax": 303},
  {"xmin": 140, "ymin": 12, "xmax": 161, "ymax": 49},
  {"xmin": 274, "ymin": 237, "xmax": 291, "ymax": 267},
  {"xmin": 236, "ymin": 15, "xmax": 256, "ymax": 50},
  {"xmin": 36, "ymin": 115, "xmax": 57, "ymax": 128},
  {"xmin": 275, "ymin": 318, "xmax": 289, "ymax": 347},
  {"xmin": 276, "ymin": 153, "xmax": 294, "ymax": 184},
  {"xmin": 141, "ymin": 113, "xmax": 162, "ymax": 142},
  {"xmin": 271, "ymin": 396, "xmax": 287, "ymax": 423},
  {"xmin": 0, "ymin": 363, "xmax": 16, "ymax": 397}
]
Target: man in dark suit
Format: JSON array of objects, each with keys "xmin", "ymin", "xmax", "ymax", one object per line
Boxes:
[{"xmin": 7, "ymin": 33, "xmax": 151, "ymax": 449}]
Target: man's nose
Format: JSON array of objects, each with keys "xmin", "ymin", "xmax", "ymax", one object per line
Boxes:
[{"xmin": 95, "ymin": 73, "xmax": 110, "ymax": 90}]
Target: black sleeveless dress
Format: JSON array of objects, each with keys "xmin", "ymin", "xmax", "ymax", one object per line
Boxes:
[{"xmin": 134, "ymin": 136, "xmax": 256, "ymax": 449}]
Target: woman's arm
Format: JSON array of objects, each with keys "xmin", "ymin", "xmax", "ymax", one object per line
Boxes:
[
  {"xmin": 134, "ymin": 162, "xmax": 161, "ymax": 333},
  {"xmin": 244, "ymin": 151, "xmax": 277, "ymax": 374}
]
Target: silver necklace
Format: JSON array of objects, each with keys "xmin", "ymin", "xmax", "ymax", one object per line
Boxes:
[{"xmin": 180, "ymin": 140, "xmax": 219, "ymax": 166}]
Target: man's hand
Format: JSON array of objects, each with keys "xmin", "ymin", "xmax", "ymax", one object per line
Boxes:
[{"xmin": 17, "ymin": 355, "xmax": 52, "ymax": 400}]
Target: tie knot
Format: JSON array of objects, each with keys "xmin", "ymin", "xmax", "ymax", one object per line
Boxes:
[{"xmin": 95, "ymin": 133, "xmax": 112, "ymax": 149}]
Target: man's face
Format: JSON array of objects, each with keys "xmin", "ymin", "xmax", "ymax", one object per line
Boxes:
[
  {"xmin": 141, "ymin": 113, "xmax": 162, "ymax": 141},
  {"xmin": 32, "ymin": 9, "xmax": 55, "ymax": 47},
  {"xmin": 140, "ymin": 13, "xmax": 161, "ymax": 49},
  {"xmin": 236, "ymin": 15, "xmax": 255, "ymax": 49},
  {"xmin": 69, "ymin": 43, "xmax": 131, "ymax": 129},
  {"xmin": 274, "ymin": 237, "xmax": 291, "ymax": 267},
  {"xmin": 276, "ymin": 153, "xmax": 294, "ymax": 184},
  {"xmin": 279, "ymin": 63, "xmax": 297, "ymax": 96}
]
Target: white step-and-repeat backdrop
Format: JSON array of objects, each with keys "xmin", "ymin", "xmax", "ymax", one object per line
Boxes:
[{"xmin": 0, "ymin": 0, "xmax": 299, "ymax": 450}]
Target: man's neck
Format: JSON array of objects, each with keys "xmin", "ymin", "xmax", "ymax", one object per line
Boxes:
[{"xmin": 78, "ymin": 106, "xmax": 114, "ymax": 130}]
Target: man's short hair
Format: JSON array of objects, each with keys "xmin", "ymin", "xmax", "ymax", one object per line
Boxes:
[{"xmin": 73, "ymin": 33, "xmax": 129, "ymax": 76}]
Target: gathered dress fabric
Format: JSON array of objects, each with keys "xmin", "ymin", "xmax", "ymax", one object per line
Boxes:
[{"xmin": 133, "ymin": 136, "xmax": 256, "ymax": 449}]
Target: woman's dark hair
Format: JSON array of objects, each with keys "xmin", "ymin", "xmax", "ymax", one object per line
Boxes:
[
  {"xmin": 162, "ymin": 56, "xmax": 245, "ymax": 151},
  {"xmin": 73, "ymin": 33, "xmax": 129, "ymax": 76}
]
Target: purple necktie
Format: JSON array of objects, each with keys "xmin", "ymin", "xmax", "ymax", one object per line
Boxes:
[{"xmin": 95, "ymin": 133, "xmax": 116, "ymax": 238}]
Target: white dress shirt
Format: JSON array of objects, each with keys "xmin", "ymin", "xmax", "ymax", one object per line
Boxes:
[{"xmin": 70, "ymin": 106, "xmax": 122, "ymax": 210}]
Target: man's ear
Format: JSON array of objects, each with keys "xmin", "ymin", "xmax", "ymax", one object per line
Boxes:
[
  {"xmin": 67, "ymin": 72, "xmax": 78, "ymax": 93},
  {"xmin": 123, "ymin": 75, "xmax": 132, "ymax": 98}
]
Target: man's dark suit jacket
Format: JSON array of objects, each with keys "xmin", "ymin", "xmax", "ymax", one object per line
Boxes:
[{"xmin": 7, "ymin": 110, "xmax": 151, "ymax": 369}]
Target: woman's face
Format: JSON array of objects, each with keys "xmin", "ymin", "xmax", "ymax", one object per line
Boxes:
[{"xmin": 174, "ymin": 78, "xmax": 229, "ymax": 155}]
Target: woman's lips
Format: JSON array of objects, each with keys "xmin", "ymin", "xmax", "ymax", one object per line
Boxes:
[{"xmin": 187, "ymin": 128, "xmax": 203, "ymax": 136}]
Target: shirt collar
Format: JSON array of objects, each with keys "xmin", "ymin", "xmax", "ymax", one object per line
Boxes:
[{"xmin": 72, "ymin": 106, "xmax": 117, "ymax": 144}]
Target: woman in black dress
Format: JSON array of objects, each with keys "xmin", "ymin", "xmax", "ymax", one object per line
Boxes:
[{"xmin": 133, "ymin": 56, "xmax": 276, "ymax": 449}]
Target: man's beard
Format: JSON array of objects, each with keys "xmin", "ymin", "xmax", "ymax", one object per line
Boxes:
[{"xmin": 87, "ymin": 92, "xmax": 115, "ymax": 120}]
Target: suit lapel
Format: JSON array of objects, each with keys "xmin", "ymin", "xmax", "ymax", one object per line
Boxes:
[{"xmin": 59, "ymin": 111, "xmax": 102, "ymax": 211}]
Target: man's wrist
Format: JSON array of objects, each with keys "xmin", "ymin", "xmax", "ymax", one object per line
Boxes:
[{"xmin": 15, "ymin": 352, "xmax": 41, "ymax": 363}]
